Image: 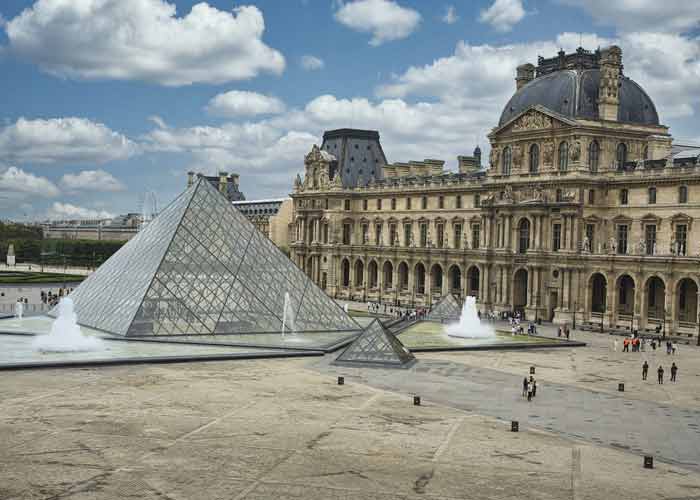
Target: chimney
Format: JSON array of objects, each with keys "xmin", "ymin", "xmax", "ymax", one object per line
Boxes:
[
  {"xmin": 231, "ymin": 173, "xmax": 240, "ymax": 187},
  {"xmin": 187, "ymin": 171, "xmax": 195, "ymax": 187},
  {"xmin": 218, "ymin": 171, "xmax": 228, "ymax": 194},
  {"xmin": 458, "ymin": 155, "xmax": 478, "ymax": 174},
  {"xmin": 598, "ymin": 45, "xmax": 622, "ymax": 121},
  {"xmin": 515, "ymin": 63, "xmax": 535, "ymax": 90}
]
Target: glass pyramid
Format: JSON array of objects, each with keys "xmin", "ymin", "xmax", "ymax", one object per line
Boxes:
[
  {"xmin": 334, "ymin": 319, "xmax": 416, "ymax": 368},
  {"xmin": 426, "ymin": 294, "xmax": 463, "ymax": 322},
  {"xmin": 50, "ymin": 178, "xmax": 360, "ymax": 337}
]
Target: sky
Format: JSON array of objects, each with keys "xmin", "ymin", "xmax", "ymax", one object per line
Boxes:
[{"xmin": 0, "ymin": 0, "xmax": 699, "ymax": 221}]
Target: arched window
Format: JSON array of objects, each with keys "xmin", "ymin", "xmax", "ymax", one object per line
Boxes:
[
  {"xmin": 588, "ymin": 140, "xmax": 599, "ymax": 173},
  {"xmin": 341, "ymin": 259, "xmax": 350, "ymax": 287},
  {"xmin": 679, "ymin": 185, "xmax": 688, "ymax": 204},
  {"xmin": 558, "ymin": 141, "xmax": 569, "ymax": 171},
  {"xmin": 529, "ymin": 144, "xmax": 539, "ymax": 173},
  {"xmin": 518, "ymin": 219, "xmax": 530, "ymax": 254},
  {"xmin": 616, "ymin": 143, "xmax": 627, "ymax": 170},
  {"xmin": 502, "ymin": 146, "xmax": 512, "ymax": 175}
]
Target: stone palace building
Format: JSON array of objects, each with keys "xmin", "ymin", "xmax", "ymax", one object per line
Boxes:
[{"xmin": 290, "ymin": 46, "xmax": 700, "ymax": 336}]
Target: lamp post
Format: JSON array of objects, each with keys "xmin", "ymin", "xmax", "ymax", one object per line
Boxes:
[
  {"xmin": 572, "ymin": 300, "xmax": 577, "ymax": 330},
  {"xmin": 696, "ymin": 308, "xmax": 700, "ymax": 346}
]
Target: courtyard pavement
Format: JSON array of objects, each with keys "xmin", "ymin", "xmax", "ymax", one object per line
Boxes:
[{"xmin": 2, "ymin": 326, "xmax": 700, "ymax": 499}]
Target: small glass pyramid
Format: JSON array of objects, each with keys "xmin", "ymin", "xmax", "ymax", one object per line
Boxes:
[
  {"xmin": 334, "ymin": 319, "xmax": 416, "ymax": 368},
  {"xmin": 50, "ymin": 178, "xmax": 360, "ymax": 337},
  {"xmin": 426, "ymin": 294, "xmax": 463, "ymax": 322}
]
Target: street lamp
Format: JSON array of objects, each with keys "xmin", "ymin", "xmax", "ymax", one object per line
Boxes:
[{"xmin": 572, "ymin": 300, "xmax": 577, "ymax": 330}]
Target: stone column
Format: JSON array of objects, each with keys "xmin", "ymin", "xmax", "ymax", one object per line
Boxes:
[
  {"xmin": 506, "ymin": 216, "xmax": 513, "ymax": 251},
  {"xmin": 527, "ymin": 266, "xmax": 534, "ymax": 307},
  {"xmin": 562, "ymin": 216, "xmax": 569, "ymax": 250},
  {"xmin": 562, "ymin": 269, "xmax": 570, "ymax": 310},
  {"xmin": 633, "ymin": 274, "xmax": 642, "ymax": 331},
  {"xmin": 606, "ymin": 274, "xmax": 615, "ymax": 328},
  {"xmin": 666, "ymin": 276, "xmax": 675, "ymax": 335},
  {"xmin": 483, "ymin": 264, "xmax": 490, "ymax": 306}
]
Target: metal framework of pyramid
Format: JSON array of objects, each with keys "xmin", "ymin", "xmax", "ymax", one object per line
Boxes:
[
  {"xmin": 426, "ymin": 294, "xmax": 463, "ymax": 322},
  {"xmin": 51, "ymin": 177, "xmax": 360, "ymax": 337},
  {"xmin": 334, "ymin": 319, "xmax": 416, "ymax": 368}
]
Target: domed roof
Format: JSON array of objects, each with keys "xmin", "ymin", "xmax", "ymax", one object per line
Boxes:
[{"xmin": 499, "ymin": 69, "xmax": 659, "ymax": 127}]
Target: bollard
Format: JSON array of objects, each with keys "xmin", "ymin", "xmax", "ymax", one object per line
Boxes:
[
  {"xmin": 530, "ymin": 366, "xmax": 536, "ymax": 375},
  {"xmin": 413, "ymin": 396, "xmax": 421, "ymax": 406},
  {"xmin": 644, "ymin": 456, "xmax": 653, "ymax": 469},
  {"xmin": 511, "ymin": 421, "xmax": 519, "ymax": 432},
  {"xmin": 337, "ymin": 376, "xmax": 344, "ymax": 385},
  {"xmin": 618, "ymin": 383, "xmax": 625, "ymax": 392}
]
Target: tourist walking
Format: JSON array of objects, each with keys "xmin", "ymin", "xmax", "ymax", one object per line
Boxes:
[
  {"xmin": 527, "ymin": 379, "xmax": 534, "ymax": 401},
  {"xmin": 531, "ymin": 376, "xmax": 537, "ymax": 398},
  {"xmin": 642, "ymin": 361, "xmax": 649, "ymax": 381},
  {"xmin": 671, "ymin": 362, "xmax": 678, "ymax": 382},
  {"xmin": 657, "ymin": 365, "xmax": 664, "ymax": 384},
  {"xmin": 522, "ymin": 377, "xmax": 528, "ymax": 397},
  {"xmin": 672, "ymin": 342, "xmax": 678, "ymax": 355}
]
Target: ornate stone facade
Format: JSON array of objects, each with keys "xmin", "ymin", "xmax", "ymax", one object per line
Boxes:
[{"xmin": 290, "ymin": 46, "xmax": 700, "ymax": 337}]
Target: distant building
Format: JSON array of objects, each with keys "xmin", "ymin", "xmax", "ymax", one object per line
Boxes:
[
  {"xmin": 42, "ymin": 213, "xmax": 141, "ymax": 241},
  {"xmin": 232, "ymin": 198, "xmax": 294, "ymax": 251},
  {"xmin": 187, "ymin": 171, "xmax": 245, "ymax": 202}
]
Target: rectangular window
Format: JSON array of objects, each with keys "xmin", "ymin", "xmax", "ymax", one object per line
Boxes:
[
  {"xmin": 436, "ymin": 224, "xmax": 444, "ymax": 248},
  {"xmin": 420, "ymin": 223, "xmax": 428, "ymax": 247},
  {"xmin": 588, "ymin": 189, "xmax": 595, "ymax": 205},
  {"xmin": 474, "ymin": 194, "xmax": 480, "ymax": 207},
  {"xmin": 403, "ymin": 223, "xmax": 412, "ymax": 247},
  {"xmin": 471, "ymin": 225, "xmax": 481, "ymax": 249},
  {"xmin": 391, "ymin": 198, "xmax": 396, "ymax": 210},
  {"xmin": 552, "ymin": 223, "xmax": 561, "ymax": 251},
  {"xmin": 377, "ymin": 199, "xmax": 382, "ymax": 210},
  {"xmin": 362, "ymin": 199, "xmax": 368, "ymax": 210},
  {"xmin": 644, "ymin": 224, "xmax": 656, "ymax": 255},
  {"xmin": 406, "ymin": 197, "xmax": 412, "ymax": 210},
  {"xmin": 617, "ymin": 224, "xmax": 628, "ymax": 254},
  {"xmin": 456, "ymin": 195, "xmax": 462, "ymax": 209},
  {"xmin": 342, "ymin": 223, "xmax": 351, "ymax": 245},
  {"xmin": 361, "ymin": 224, "xmax": 369, "ymax": 244},
  {"xmin": 648, "ymin": 187, "xmax": 656, "ymax": 204},
  {"xmin": 676, "ymin": 224, "xmax": 687, "ymax": 255},
  {"xmin": 344, "ymin": 199, "xmax": 350, "ymax": 211},
  {"xmin": 620, "ymin": 189, "xmax": 629, "ymax": 205},
  {"xmin": 679, "ymin": 186, "xmax": 688, "ymax": 204},
  {"xmin": 375, "ymin": 224, "xmax": 382, "ymax": 246},
  {"xmin": 389, "ymin": 224, "xmax": 397, "ymax": 246},
  {"xmin": 454, "ymin": 223, "xmax": 462, "ymax": 249},
  {"xmin": 438, "ymin": 196, "xmax": 444, "ymax": 209},
  {"xmin": 323, "ymin": 224, "xmax": 328, "ymax": 243},
  {"xmin": 585, "ymin": 223, "xmax": 594, "ymax": 252},
  {"xmin": 421, "ymin": 196, "xmax": 427, "ymax": 209},
  {"xmin": 325, "ymin": 198, "xmax": 329, "ymax": 210}
]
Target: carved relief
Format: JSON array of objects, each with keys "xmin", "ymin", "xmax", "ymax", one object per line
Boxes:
[
  {"xmin": 542, "ymin": 141, "xmax": 554, "ymax": 164},
  {"xmin": 570, "ymin": 140, "xmax": 581, "ymax": 162},
  {"xmin": 511, "ymin": 111, "xmax": 553, "ymax": 131},
  {"xmin": 512, "ymin": 144, "xmax": 523, "ymax": 170}
]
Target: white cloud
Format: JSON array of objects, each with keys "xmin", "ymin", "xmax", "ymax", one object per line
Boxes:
[
  {"xmin": 47, "ymin": 202, "xmax": 114, "ymax": 221},
  {"xmin": 0, "ymin": 166, "xmax": 59, "ymax": 199},
  {"xmin": 560, "ymin": 0, "xmax": 700, "ymax": 33},
  {"xmin": 206, "ymin": 90, "xmax": 286, "ymax": 117},
  {"xmin": 479, "ymin": 0, "xmax": 525, "ymax": 32},
  {"xmin": 60, "ymin": 170, "xmax": 125, "ymax": 192},
  {"xmin": 334, "ymin": 0, "xmax": 421, "ymax": 46},
  {"xmin": 442, "ymin": 5, "xmax": 458, "ymax": 24},
  {"xmin": 300, "ymin": 55, "xmax": 325, "ymax": 70},
  {"xmin": 3, "ymin": 0, "xmax": 285, "ymax": 86},
  {"xmin": 148, "ymin": 115, "xmax": 168, "ymax": 130},
  {"xmin": 0, "ymin": 117, "xmax": 136, "ymax": 165}
]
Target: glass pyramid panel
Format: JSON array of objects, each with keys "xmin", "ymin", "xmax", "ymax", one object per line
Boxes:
[
  {"xmin": 426, "ymin": 294, "xmax": 463, "ymax": 322},
  {"xmin": 49, "ymin": 183, "xmax": 197, "ymax": 335},
  {"xmin": 335, "ymin": 319, "xmax": 416, "ymax": 367}
]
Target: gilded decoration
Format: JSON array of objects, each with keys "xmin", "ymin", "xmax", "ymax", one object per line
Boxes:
[{"xmin": 511, "ymin": 110, "xmax": 553, "ymax": 131}]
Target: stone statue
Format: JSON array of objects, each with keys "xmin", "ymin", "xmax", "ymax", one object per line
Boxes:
[
  {"xmin": 638, "ymin": 238, "xmax": 646, "ymax": 255},
  {"xmin": 503, "ymin": 185, "xmax": 515, "ymax": 203},
  {"xmin": 463, "ymin": 233, "xmax": 470, "ymax": 250},
  {"xmin": 294, "ymin": 173, "xmax": 303, "ymax": 192},
  {"xmin": 561, "ymin": 190, "xmax": 576, "ymax": 202},
  {"xmin": 489, "ymin": 147, "xmax": 499, "ymax": 169},
  {"xmin": 543, "ymin": 141, "xmax": 554, "ymax": 164},
  {"xmin": 533, "ymin": 185, "xmax": 545, "ymax": 202},
  {"xmin": 609, "ymin": 237, "xmax": 616, "ymax": 254},
  {"xmin": 570, "ymin": 141, "xmax": 581, "ymax": 162},
  {"xmin": 582, "ymin": 236, "xmax": 590, "ymax": 253},
  {"xmin": 670, "ymin": 239, "xmax": 677, "ymax": 255}
]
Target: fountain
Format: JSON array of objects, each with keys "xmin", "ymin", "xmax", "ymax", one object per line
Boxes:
[
  {"xmin": 32, "ymin": 297, "xmax": 105, "ymax": 352},
  {"xmin": 15, "ymin": 300, "xmax": 23, "ymax": 320},
  {"xmin": 281, "ymin": 292, "xmax": 296, "ymax": 336},
  {"xmin": 445, "ymin": 296, "xmax": 496, "ymax": 339}
]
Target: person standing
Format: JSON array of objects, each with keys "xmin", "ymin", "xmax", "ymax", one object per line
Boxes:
[
  {"xmin": 527, "ymin": 379, "xmax": 534, "ymax": 402},
  {"xmin": 642, "ymin": 361, "xmax": 649, "ymax": 381},
  {"xmin": 657, "ymin": 365, "xmax": 664, "ymax": 384},
  {"xmin": 670, "ymin": 363, "xmax": 678, "ymax": 382},
  {"xmin": 531, "ymin": 376, "xmax": 537, "ymax": 398},
  {"xmin": 522, "ymin": 377, "xmax": 528, "ymax": 397}
]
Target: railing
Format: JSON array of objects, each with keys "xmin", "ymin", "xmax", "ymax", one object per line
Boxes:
[{"xmin": 0, "ymin": 303, "xmax": 52, "ymax": 315}]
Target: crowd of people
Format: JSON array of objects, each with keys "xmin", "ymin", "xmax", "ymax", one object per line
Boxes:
[
  {"xmin": 612, "ymin": 331, "xmax": 681, "ymax": 386},
  {"xmin": 40, "ymin": 288, "xmax": 73, "ymax": 307},
  {"xmin": 365, "ymin": 301, "xmax": 428, "ymax": 321}
]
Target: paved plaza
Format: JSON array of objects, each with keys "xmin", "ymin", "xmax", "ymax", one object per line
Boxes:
[{"xmin": 2, "ymin": 326, "xmax": 700, "ymax": 499}]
